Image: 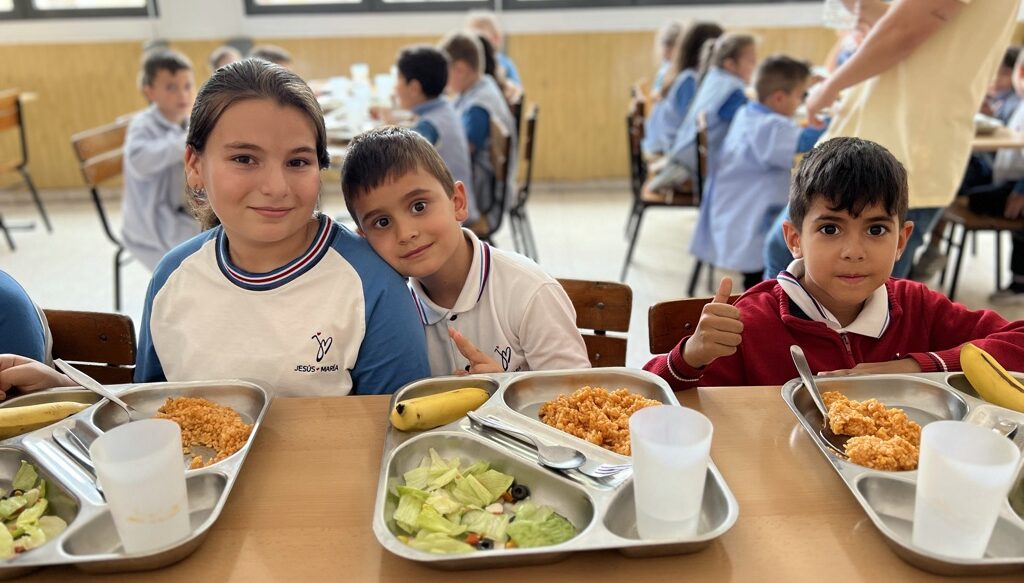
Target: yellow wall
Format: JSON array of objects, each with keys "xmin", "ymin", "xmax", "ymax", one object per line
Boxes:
[{"xmin": 1, "ymin": 27, "xmax": 852, "ymax": 189}]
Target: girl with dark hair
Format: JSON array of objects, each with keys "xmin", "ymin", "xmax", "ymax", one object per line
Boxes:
[{"xmin": 135, "ymin": 58, "xmax": 429, "ymax": 397}]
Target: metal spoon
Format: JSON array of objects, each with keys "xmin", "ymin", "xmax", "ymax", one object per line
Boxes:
[
  {"xmin": 790, "ymin": 345, "xmax": 849, "ymax": 453},
  {"xmin": 54, "ymin": 359, "xmax": 145, "ymax": 422},
  {"xmin": 466, "ymin": 411, "xmax": 586, "ymax": 470}
]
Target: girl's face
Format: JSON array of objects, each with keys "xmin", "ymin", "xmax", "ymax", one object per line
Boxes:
[
  {"xmin": 186, "ymin": 98, "xmax": 321, "ymax": 265},
  {"xmin": 725, "ymin": 45, "xmax": 758, "ymax": 85}
]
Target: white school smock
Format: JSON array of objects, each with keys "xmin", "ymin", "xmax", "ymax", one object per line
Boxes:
[
  {"xmin": 690, "ymin": 102, "xmax": 802, "ymax": 273},
  {"xmin": 821, "ymin": 0, "xmax": 1019, "ymax": 209},
  {"xmin": 135, "ymin": 215, "xmax": 430, "ymax": 396},
  {"xmin": 409, "ymin": 228, "xmax": 590, "ymax": 376},
  {"xmin": 121, "ymin": 104, "xmax": 201, "ymax": 270}
]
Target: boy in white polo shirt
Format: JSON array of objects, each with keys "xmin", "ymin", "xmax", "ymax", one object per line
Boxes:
[{"xmin": 341, "ymin": 126, "xmax": 590, "ymax": 376}]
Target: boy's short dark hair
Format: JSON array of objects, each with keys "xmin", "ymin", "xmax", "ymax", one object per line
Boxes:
[
  {"xmin": 341, "ymin": 126, "xmax": 456, "ymax": 224},
  {"xmin": 754, "ymin": 54, "xmax": 811, "ymax": 102},
  {"xmin": 140, "ymin": 49, "xmax": 192, "ymax": 88},
  {"xmin": 249, "ymin": 44, "xmax": 292, "ymax": 66},
  {"xmin": 439, "ymin": 32, "xmax": 483, "ymax": 74},
  {"xmin": 396, "ymin": 45, "xmax": 449, "ymax": 99},
  {"xmin": 1003, "ymin": 46, "xmax": 1021, "ymax": 70},
  {"xmin": 789, "ymin": 137, "xmax": 909, "ymax": 229}
]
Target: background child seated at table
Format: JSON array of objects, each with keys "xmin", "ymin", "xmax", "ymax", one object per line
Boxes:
[
  {"xmin": 135, "ymin": 59, "xmax": 430, "ymax": 396},
  {"xmin": 248, "ymin": 44, "xmax": 293, "ymax": 69},
  {"xmin": 648, "ymin": 21, "xmax": 682, "ymax": 96},
  {"xmin": 690, "ymin": 55, "xmax": 826, "ymax": 291},
  {"xmin": 465, "ymin": 10, "xmax": 521, "ymax": 90},
  {"xmin": 642, "ymin": 21, "xmax": 723, "ymax": 158},
  {"xmin": 341, "ymin": 126, "xmax": 590, "ymax": 376},
  {"xmin": 391, "ymin": 45, "xmax": 478, "ymax": 224},
  {"xmin": 982, "ymin": 46, "xmax": 1021, "ymax": 124},
  {"xmin": 439, "ymin": 31, "xmax": 516, "ymax": 231},
  {"xmin": 645, "ymin": 137, "xmax": 1024, "ymax": 390},
  {"xmin": 121, "ymin": 49, "xmax": 201, "ymax": 271},
  {"xmin": 643, "ymin": 33, "xmax": 756, "ymax": 198},
  {"xmin": 209, "ymin": 45, "xmax": 242, "ymax": 72}
]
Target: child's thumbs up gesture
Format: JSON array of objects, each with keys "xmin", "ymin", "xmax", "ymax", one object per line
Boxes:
[{"xmin": 682, "ymin": 278, "xmax": 744, "ymax": 369}]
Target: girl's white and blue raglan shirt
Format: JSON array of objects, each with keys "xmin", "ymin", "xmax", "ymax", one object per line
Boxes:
[{"xmin": 135, "ymin": 216, "xmax": 430, "ymax": 396}]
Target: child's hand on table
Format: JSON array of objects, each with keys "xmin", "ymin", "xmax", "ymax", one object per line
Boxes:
[
  {"xmin": 448, "ymin": 328, "xmax": 504, "ymax": 376},
  {"xmin": 0, "ymin": 354, "xmax": 72, "ymax": 398},
  {"xmin": 682, "ymin": 278, "xmax": 743, "ymax": 369},
  {"xmin": 820, "ymin": 358, "xmax": 922, "ymax": 377}
]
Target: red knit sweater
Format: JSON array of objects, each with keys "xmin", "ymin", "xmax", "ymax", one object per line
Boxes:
[{"xmin": 644, "ymin": 278, "xmax": 1024, "ymax": 390}]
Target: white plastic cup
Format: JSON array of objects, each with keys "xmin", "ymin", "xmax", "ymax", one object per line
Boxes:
[
  {"xmin": 90, "ymin": 419, "xmax": 191, "ymax": 554},
  {"xmin": 629, "ymin": 406, "xmax": 713, "ymax": 539},
  {"xmin": 350, "ymin": 63, "xmax": 370, "ymax": 83},
  {"xmin": 822, "ymin": 0, "xmax": 857, "ymax": 30},
  {"xmin": 912, "ymin": 421, "xmax": 1021, "ymax": 559}
]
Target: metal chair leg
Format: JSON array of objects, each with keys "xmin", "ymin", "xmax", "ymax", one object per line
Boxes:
[
  {"xmin": 18, "ymin": 169, "xmax": 51, "ymax": 233},
  {"xmin": 947, "ymin": 225, "xmax": 969, "ymax": 302},
  {"xmin": 939, "ymin": 222, "xmax": 955, "ymax": 287},
  {"xmin": 114, "ymin": 247, "xmax": 124, "ymax": 312},
  {"xmin": 522, "ymin": 214, "xmax": 538, "ymax": 262},
  {"xmin": 620, "ymin": 206, "xmax": 647, "ymax": 281},
  {"xmin": 624, "ymin": 201, "xmax": 641, "ymax": 241},
  {"xmin": 995, "ymin": 230, "xmax": 1003, "ymax": 292},
  {"xmin": 0, "ymin": 214, "xmax": 14, "ymax": 251},
  {"xmin": 687, "ymin": 261, "xmax": 703, "ymax": 297}
]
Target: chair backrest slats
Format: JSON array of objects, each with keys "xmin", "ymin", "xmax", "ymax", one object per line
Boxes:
[
  {"xmin": 44, "ymin": 309, "xmax": 137, "ymax": 384},
  {"xmin": 558, "ymin": 278, "xmax": 632, "ymax": 368},
  {"xmin": 71, "ymin": 120, "xmax": 129, "ymax": 186},
  {"xmin": 647, "ymin": 294, "xmax": 740, "ymax": 355}
]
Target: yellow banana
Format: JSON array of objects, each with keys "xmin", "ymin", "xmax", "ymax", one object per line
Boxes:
[
  {"xmin": 0, "ymin": 402, "xmax": 91, "ymax": 440},
  {"xmin": 960, "ymin": 343, "xmax": 1024, "ymax": 413},
  {"xmin": 390, "ymin": 388, "xmax": 490, "ymax": 432}
]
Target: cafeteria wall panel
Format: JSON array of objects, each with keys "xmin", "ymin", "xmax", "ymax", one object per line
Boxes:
[{"xmin": 0, "ymin": 26, "xmax": 879, "ymax": 189}]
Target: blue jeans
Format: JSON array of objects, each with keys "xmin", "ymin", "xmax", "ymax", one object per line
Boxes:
[{"xmin": 762, "ymin": 206, "xmax": 945, "ymax": 280}]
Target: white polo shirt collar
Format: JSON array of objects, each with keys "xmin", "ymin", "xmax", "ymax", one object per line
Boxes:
[
  {"xmin": 409, "ymin": 228, "xmax": 492, "ymax": 325},
  {"xmin": 777, "ymin": 259, "xmax": 890, "ymax": 338}
]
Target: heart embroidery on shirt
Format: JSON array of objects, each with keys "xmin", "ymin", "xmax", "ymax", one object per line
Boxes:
[
  {"xmin": 494, "ymin": 346, "xmax": 512, "ymax": 371},
  {"xmin": 312, "ymin": 332, "xmax": 333, "ymax": 363}
]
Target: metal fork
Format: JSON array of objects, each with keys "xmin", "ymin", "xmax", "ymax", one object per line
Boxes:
[{"xmin": 466, "ymin": 412, "xmax": 631, "ymax": 478}]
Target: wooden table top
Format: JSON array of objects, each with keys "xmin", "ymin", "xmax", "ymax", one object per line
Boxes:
[
  {"xmin": 972, "ymin": 127, "xmax": 1024, "ymax": 152},
  {"xmin": 23, "ymin": 386, "xmax": 1021, "ymax": 582}
]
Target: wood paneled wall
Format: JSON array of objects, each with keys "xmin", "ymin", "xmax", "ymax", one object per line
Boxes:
[{"xmin": 0, "ymin": 26, "xmax": 906, "ymax": 189}]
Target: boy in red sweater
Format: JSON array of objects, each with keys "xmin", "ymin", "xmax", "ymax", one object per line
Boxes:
[{"xmin": 645, "ymin": 137, "xmax": 1024, "ymax": 389}]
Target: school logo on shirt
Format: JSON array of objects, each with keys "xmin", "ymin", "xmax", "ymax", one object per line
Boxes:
[
  {"xmin": 494, "ymin": 345, "xmax": 512, "ymax": 371},
  {"xmin": 293, "ymin": 331, "xmax": 338, "ymax": 374}
]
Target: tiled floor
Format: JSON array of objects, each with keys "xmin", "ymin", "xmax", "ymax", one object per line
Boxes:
[{"xmin": 2, "ymin": 181, "xmax": 1022, "ymax": 368}]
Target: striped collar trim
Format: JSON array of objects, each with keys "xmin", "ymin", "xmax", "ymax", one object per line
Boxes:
[
  {"xmin": 216, "ymin": 215, "xmax": 336, "ymax": 291},
  {"xmin": 777, "ymin": 259, "xmax": 890, "ymax": 339},
  {"xmin": 410, "ymin": 228, "xmax": 493, "ymax": 325}
]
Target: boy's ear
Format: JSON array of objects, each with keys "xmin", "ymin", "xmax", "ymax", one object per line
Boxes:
[
  {"xmin": 141, "ymin": 83, "xmax": 156, "ymax": 103},
  {"xmin": 452, "ymin": 181, "xmax": 469, "ymax": 223},
  {"xmin": 894, "ymin": 220, "xmax": 915, "ymax": 260},
  {"xmin": 184, "ymin": 146, "xmax": 202, "ymax": 190},
  {"xmin": 782, "ymin": 219, "xmax": 803, "ymax": 258}
]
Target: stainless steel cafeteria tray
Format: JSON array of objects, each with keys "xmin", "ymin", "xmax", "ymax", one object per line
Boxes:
[
  {"xmin": 782, "ymin": 372, "xmax": 1024, "ymax": 576},
  {"xmin": 373, "ymin": 367, "xmax": 739, "ymax": 570},
  {"xmin": 0, "ymin": 379, "xmax": 272, "ymax": 579}
]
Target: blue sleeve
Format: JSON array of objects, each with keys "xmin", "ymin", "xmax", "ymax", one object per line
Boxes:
[
  {"xmin": 671, "ymin": 75, "xmax": 697, "ymax": 116},
  {"xmin": 717, "ymin": 89, "xmax": 748, "ymax": 123},
  {"xmin": 0, "ymin": 272, "xmax": 47, "ymax": 362},
  {"xmin": 1013, "ymin": 179, "xmax": 1024, "ymax": 194},
  {"xmin": 797, "ymin": 125, "xmax": 827, "ymax": 153},
  {"xmin": 351, "ymin": 277, "xmax": 430, "ymax": 395},
  {"xmin": 462, "ymin": 106, "xmax": 491, "ymax": 152},
  {"xmin": 412, "ymin": 120, "xmax": 439, "ymax": 145},
  {"xmin": 499, "ymin": 53, "xmax": 521, "ymax": 85}
]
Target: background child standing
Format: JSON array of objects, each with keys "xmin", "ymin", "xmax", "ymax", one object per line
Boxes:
[{"xmin": 121, "ymin": 49, "xmax": 200, "ymax": 270}]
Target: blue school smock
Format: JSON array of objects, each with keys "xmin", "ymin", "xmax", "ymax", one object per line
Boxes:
[
  {"xmin": 642, "ymin": 68, "xmax": 698, "ymax": 155},
  {"xmin": 690, "ymin": 102, "xmax": 818, "ymax": 273},
  {"xmin": 0, "ymin": 270, "xmax": 50, "ymax": 363},
  {"xmin": 668, "ymin": 67, "xmax": 747, "ymax": 174}
]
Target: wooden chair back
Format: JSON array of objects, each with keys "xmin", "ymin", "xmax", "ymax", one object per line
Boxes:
[
  {"xmin": 694, "ymin": 110, "xmax": 709, "ymax": 205},
  {"xmin": 0, "ymin": 89, "xmax": 28, "ymax": 169},
  {"xmin": 71, "ymin": 119, "xmax": 129, "ymax": 186},
  {"xmin": 648, "ymin": 294, "xmax": 740, "ymax": 355},
  {"xmin": 558, "ymin": 279, "xmax": 632, "ymax": 367},
  {"xmin": 512, "ymin": 104, "xmax": 539, "ymax": 213},
  {"xmin": 627, "ymin": 97, "xmax": 647, "ymax": 201},
  {"xmin": 44, "ymin": 309, "xmax": 136, "ymax": 384},
  {"xmin": 509, "ymin": 89, "xmax": 525, "ymax": 135}
]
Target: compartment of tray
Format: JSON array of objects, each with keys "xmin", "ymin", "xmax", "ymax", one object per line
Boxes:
[
  {"xmin": 501, "ymin": 369, "xmax": 673, "ymax": 422},
  {"xmin": 854, "ymin": 474, "xmax": 1024, "ymax": 575},
  {"xmin": 377, "ymin": 431, "xmax": 595, "ymax": 569},
  {"xmin": 603, "ymin": 467, "xmax": 737, "ymax": 557},
  {"xmin": 791, "ymin": 375, "xmax": 969, "ymax": 430},
  {"xmin": 0, "ymin": 389, "xmax": 100, "ymax": 410},
  {"xmin": 944, "ymin": 371, "xmax": 1024, "ymax": 400},
  {"xmin": 389, "ymin": 376, "xmax": 501, "ymax": 406},
  {"xmin": 61, "ymin": 471, "xmax": 228, "ymax": 572},
  {"xmin": 0, "ymin": 445, "xmax": 80, "ymax": 552}
]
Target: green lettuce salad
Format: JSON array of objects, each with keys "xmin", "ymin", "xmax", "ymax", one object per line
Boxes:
[
  {"xmin": 391, "ymin": 449, "xmax": 576, "ymax": 554},
  {"xmin": 0, "ymin": 461, "xmax": 68, "ymax": 559}
]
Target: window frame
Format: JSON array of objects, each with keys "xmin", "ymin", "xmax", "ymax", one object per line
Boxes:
[
  {"xmin": 502, "ymin": 0, "xmax": 816, "ymax": 10},
  {"xmin": 0, "ymin": 0, "xmax": 157, "ymax": 19},
  {"xmin": 243, "ymin": 0, "xmax": 495, "ymax": 15}
]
